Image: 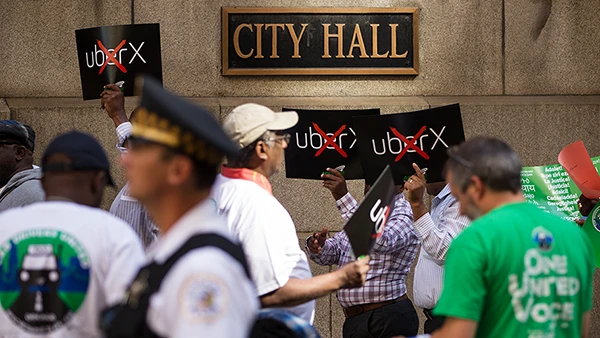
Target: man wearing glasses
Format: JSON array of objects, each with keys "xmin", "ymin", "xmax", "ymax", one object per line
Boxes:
[
  {"xmin": 101, "ymin": 84, "xmax": 159, "ymax": 249},
  {"xmin": 211, "ymin": 103, "xmax": 370, "ymax": 326},
  {"xmin": 0, "ymin": 120, "xmax": 44, "ymax": 211}
]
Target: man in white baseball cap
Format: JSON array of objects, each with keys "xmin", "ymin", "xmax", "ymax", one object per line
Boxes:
[{"xmin": 212, "ymin": 103, "xmax": 370, "ymax": 325}]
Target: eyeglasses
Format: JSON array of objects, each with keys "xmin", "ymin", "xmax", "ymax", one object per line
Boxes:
[
  {"xmin": 116, "ymin": 145, "xmax": 128, "ymax": 154},
  {"xmin": 267, "ymin": 133, "xmax": 291, "ymax": 144},
  {"xmin": 446, "ymin": 146, "xmax": 473, "ymax": 169}
]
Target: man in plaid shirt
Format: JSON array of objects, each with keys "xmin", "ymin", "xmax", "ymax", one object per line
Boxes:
[{"xmin": 306, "ymin": 168, "xmax": 420, "ymax": 338}]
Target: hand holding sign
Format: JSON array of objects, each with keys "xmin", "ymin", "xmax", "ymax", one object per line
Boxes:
[
  {"xmin": 404, "ymin": 163, "xmax": 427, "ymax": 205},
  {"xmin": 578, "ymin": 194, "xmax": 599, "ymax": 217},
  {"xmin": 558, "ymin": 141, "xmax": 600, "ymax": 199},
  {"xmin": 100, "ymin": 84, "xmax": 128, "ymax": 126},
  {"xmin": 322, "ymin": 167, "xmax": 349, "ymax": 201}
]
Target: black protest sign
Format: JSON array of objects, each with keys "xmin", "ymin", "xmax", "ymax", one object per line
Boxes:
[
  {"xmin": 343, "ymin": 165, "xmax": 396, "ymax": 257},
  {"xmin": 283, "ymin": 108, "xmax": 380, "ymax": 180},
  {"xmin": 75, "ymin": 24, "xmax": 163, "ymax": 100},
  {"xmin": 352, "ymin": 104, "xmax": 465, "ymax": 185}
]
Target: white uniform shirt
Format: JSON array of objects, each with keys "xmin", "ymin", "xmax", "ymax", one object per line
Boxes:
[
  {"xmin": 145, "ymin": 199, "xmax": 259, "ymax": 338},
  {"xmin": 412, "ymin": 184, "xmax": 471, "ymax": 309},
  {"xmin": 0, "ymin": 201, "xmax": 145, "ymax": 337},
  {"xmin": 211, "ymin": 174, "xmax": 316, "ymax": 323}
]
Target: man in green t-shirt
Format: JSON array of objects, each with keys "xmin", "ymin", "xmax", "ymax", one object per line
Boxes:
[{"xmin": 399, "ymin": 136, "xmax": 594, "ymax": 338}]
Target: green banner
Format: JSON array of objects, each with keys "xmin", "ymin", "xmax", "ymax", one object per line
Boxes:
[
  {"xmin": 582, "ymin": 203, "xmax": 600, "ymax": 268},
  {"xmin": 521, "ymin": 156, "xmax": 600, "ymax": 222}
]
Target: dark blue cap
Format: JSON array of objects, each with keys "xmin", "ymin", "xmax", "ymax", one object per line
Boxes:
[
  {"xmin": 41, "ymin": 131, "xmax": 115, "ymax": 186},
  {"xmin": 0, "ymin": 120, "xmax": 36, "ymax": 152}
]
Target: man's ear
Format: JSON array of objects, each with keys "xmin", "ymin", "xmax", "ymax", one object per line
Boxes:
[
  {"xmin": 468, "ymin": 175, "xmax": 486, "ymax": 200},
  {"xmin": 255, "ymin": 141, "xmax": 269, "ymax": 161},
  {"xmin": 91, "ymin": 171, "xmax": 107, "ymax": 195},
  {"xmin": 14, "ymin": 146, "xmax": 27, "ymax": 161},
  {"xmin": 166, "ymin": 155, "xmax": 194, "ymax": 187}
]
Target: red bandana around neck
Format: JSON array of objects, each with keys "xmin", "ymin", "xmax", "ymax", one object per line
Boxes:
[{"xmin": 221, "ymin": 166, "xmax": 273, "ymax": 195}]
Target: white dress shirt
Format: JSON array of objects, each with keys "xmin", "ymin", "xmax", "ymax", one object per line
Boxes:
[{"xmin": 412, "ymin": 184, "xmax": 471, "ymax": 310}]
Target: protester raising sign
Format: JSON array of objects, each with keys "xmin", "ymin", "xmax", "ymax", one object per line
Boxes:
[
  {"xmin": 75, "ymin": 24, "xmax": 163, "ymax": 100},
  {"xmin": 283, "ymin": 108, "xmax": 380, "ymax": 180},
  {"xmin": 352, "ymin": 104, "xmax": 465, "ymax": 185},
  {"xmin": 521, "ymin": 156, "xmax": 600, "ymax": 222},
  {"xmin": 343, "ymin": 165, "xmax": 396, "ymax": 258}
]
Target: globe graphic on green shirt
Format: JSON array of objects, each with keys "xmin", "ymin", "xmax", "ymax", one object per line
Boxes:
[
  {"xmin": 0, "ymin": 229, "xmax": 90, "ymax": 333},
  {"xmin": 592, "ymin": 206, "xmax": 600, "ymax": 232}
]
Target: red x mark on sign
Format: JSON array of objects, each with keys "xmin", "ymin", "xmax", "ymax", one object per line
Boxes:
[
  {"xmin": 390, "ymin": 126, "xmax": 430, "ymax": 161},
  {"xmin": 97, "ymin": 40, "xmax": 128, "ymax": 75},
  {"xmin": 312, "ymin": 123, "xmax": 348, "ymax": 158}
]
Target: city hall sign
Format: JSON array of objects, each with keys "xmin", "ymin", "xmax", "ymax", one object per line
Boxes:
[{"xmin": 222, "ymin": 8, "xmax": 419, "ymax": 76}]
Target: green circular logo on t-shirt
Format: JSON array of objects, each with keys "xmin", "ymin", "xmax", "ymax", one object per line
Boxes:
[
  {"xmin": 0, "ymin": 229, "xmax": 90, "ymax": 333},
  {"xmin": 531, "ymin": 226, "xmax": 554, "ymax": 251},
  {"xmin": 592, "ymin": 206, "xmax": 600, "ymax": 232}
]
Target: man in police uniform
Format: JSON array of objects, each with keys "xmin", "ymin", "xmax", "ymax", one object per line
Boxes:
[{"xmin": 101, "ymin": 76, "xmax": 258, "ymax": 338}]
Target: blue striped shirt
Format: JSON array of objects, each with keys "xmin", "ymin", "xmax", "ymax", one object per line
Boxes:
[
  {"xmin": 109, "ymin": 122, "xmax": 159, "ymax": 250},
  {"xmin": 109, "ymin": 183, "xmax": 159, "ymax": 250},
  {"xmin": 412, "ymin": 184, "xmax": 471, "ymax": 309}
]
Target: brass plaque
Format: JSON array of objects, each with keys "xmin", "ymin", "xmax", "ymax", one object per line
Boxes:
[{"xmin": 222, "ymin": 8, "xmax": 419, "ymax": 76}]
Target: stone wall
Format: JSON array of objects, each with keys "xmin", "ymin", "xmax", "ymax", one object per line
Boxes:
[{"xmin": 1, "ymin": 0, "xmax": 599, "ymax": 337}]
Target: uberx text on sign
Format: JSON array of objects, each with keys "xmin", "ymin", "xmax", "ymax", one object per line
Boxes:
[
  {"xmin": 222, "ymin": 8, "xmax": 419, "ymax": 75},
  {"xmin": 75, "ymin": 24, "xmax": 163, "ymax": 100},
  {"xmin": 84, "ymin": 41, "xmax": 147, "ymax": 74},
  {"xmin": 283, "ymin": 108, "xmax": 379, "ymax": 180}
]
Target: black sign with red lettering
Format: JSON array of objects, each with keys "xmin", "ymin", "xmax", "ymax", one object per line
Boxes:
[
  {"xmin": 283, "ymin": 108, "xmax": 380, "ymax": 180},
  {"xmin": 75, "ymin": 24, "xmax": 163, "ymax": 100},
  {"xmin": 343, "ymin": 165, "xmax": 396, "ymax": 257},
  {"xmin": 352, "ymin": 104, "xmax": 465, "ymax": 185}
]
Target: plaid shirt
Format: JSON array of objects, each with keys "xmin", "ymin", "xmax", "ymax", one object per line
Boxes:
[{"xmin": 306, "ymin": 192, "xmax": 420, "ymax": 308}]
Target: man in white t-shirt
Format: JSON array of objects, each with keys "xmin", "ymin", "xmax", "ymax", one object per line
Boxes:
[
  {"xmin": 0, "ymin": 131, "xmax": 145, "ymax": 337},
  {"xmin": 212, "ymin": 103, "xmax": 370, "ymax": 324}
]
